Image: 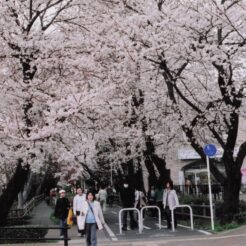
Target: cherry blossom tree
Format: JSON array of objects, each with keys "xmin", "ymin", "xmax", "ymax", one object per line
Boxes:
[
  {"xmin": 1, "ymin": 0, "xmax": 245, "ymax": 225},
  {"xmin": 0, "ymin": 0, "xmax": 86, "ymax": 225},
  {"xmin": 133, "ymin": 0, "xmax": 246, "ymax": 222}
]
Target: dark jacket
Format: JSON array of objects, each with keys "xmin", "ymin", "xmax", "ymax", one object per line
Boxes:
[
  {"xmin": 54, "ymin": 197, "xmax": 70, "ymax": 219},
  {"xmin": 119, "ymin": 186, "xmax": 135, "ymax": 207}
]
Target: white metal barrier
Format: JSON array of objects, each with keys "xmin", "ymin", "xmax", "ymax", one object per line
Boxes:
[
  {"xmin": 140, "ymin": 206, "xmax": 161, "ymax": 232},
  {"xmin": 171, "ymin": 205, "xmax": 194, "ymax": 232},
  {"xmin": 119, "ymin": 208, "xmax": 141, "ymax": 234}
]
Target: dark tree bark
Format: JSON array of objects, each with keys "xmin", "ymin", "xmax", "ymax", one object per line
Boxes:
[
  {"xmin": 123, "ymin": 90, "xmax": 170, "ymax": 188},
  {"xmin": 0, "ymin": 160, "xmax": 29, "ymax": 226},
  {"xmin": 153, "ymin": 53, "xmax": 246, "ymax": 223},
  {"xmin": 221, "ymin": 166, "xmax": 242, "ymax": 223}
]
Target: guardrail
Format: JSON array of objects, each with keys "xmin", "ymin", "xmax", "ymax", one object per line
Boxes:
[
  {"xmin": 171, "ymin": 205, "xmax": 194, "ymax": 232},
  {"xmin": 0, "ymin": 226, "xmax": 70, "ymax": 246},
  {"xmin": 175, "ymin": 184, "xmax": 223, "ymax": 200},
  {"xmin": 176, "ymin": 203, "xmax": 215, "ymax": 219},
  {"xmin": 8, "ymin": 194, "xmax": 44, "ymax": 219},
  {"xmin": 119, "ymin": 208, "xmax": 141, "ymax": 234},
  {"xmin": 140, "ymin": 206, "xmax": 161, "ymax": 232}
]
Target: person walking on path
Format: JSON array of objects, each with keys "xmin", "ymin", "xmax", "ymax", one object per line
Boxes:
[
  {"xmin": 97, "ymin": 186, "xmax": 107, "ymax": 212},
  {"xmin": 163, "ymin": 180, "xmax": 179, "ymax": 229},
  {"xmin": 155, "ymin": 185, "xmax": 164, "ymax": 218},
  {"xmin": 134, "ymin": 188, "xmax": 146, "ymax": 219},
  {"xmin": 106, "ymin": 185, "xmax": 114, "ymax": 207},
  {"xmin": 147, "ymin": 186, "xmax": 156, "ymax": 217},
  {"xmin": 119, "ymin": 181, "xmax": 138, "ymax": 231},
  {"xmin": 54, "ymin": 190, "xmax": 70, "ymax": 238},
  {"xmin": 73, "ymin": 188, "xmax": 86, "ymax": 237},
  {"xmin": 77, "ymin": 191, "xmax": 105, "ymax": 246}
]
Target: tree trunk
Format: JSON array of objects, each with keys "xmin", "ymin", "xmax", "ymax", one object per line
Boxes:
[
  {"xmin": 0, "ymin": 161, "xmax": 29, "ymax": 226},
  {"xmin": 144, "ymin": 156, "xmax": 158, "ymax": 186},
  {"xmin": 151, "ymin": 154, "xmax": 170, "ymax": 185},
  {"xmin": 221, "ymin": 167, "xmax": 241, "ymax": 224},
  {"xmin": 17, "ymin": 192, "xmax": 24, "ymax": 209}
]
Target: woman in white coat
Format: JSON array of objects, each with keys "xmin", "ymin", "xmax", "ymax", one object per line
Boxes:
[
  {"xmin": 77, "ymin": 191, "xmax": 105, "ymax": 246},
  {"xmin": 163, "ymin": 180, "xmax": 179, "ymax": 229}
]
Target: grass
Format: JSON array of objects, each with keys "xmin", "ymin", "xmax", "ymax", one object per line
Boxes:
[
  {"xmin": 179, "ymin": 218, "xmax": 246, "ymax": 232},
  {"xmin": 214, "ymin": 222, "xmax": 239, "ymax": 232}
]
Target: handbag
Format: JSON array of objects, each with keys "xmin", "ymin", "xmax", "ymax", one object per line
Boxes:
[
  {"xmin": 77, "ymin": 215, "xmax": 84, "ymax": 230},
  {"xmin": 87, "ymin": 202, "xmax": 98, "ymax": 229},
  {"xmin": 66, "ymin": 208, "xmax": 73, "ymax": 225}
]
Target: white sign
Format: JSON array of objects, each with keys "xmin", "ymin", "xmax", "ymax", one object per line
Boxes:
[{"xmin": 178, "ymin": 147, "xmax": 239, "ymax": 160}]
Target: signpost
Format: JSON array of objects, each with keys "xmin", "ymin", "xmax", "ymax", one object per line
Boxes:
[{"xmin": 203, "ymin": 144, "xmax": 217, "ymax": 231}]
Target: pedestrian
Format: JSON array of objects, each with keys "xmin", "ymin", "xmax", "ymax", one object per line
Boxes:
[
  {"xmin": 185, "ymin": 178, "xmax": 193, "ymax": 195},
  {"xmin": 134, "ymin": 187, "xmax": 146, "ymax": 219},
  {"xmin": 147, "ymin": 185, "xmax": 156, "ymax": 217},
  {"xmin": 54, "ymin": 190, "xmax": 70, "ymax": 238},
  {"xmin": 97, "ymin": 186, "xmax": 107, "ymax": 212},
  {"xmin": 73, "ymin": 188, "xmax": 86, "ymax": 237},
  {"xmin": 163, "ymin": 180, "xmax": 179, "ymax": 229},
  {"xmin": 106, "ymin": 185, "xmax": 114, "ymax": 207},
  {"xmin": 50, "ymin": 188, "xmax": 57, "ymax": 206},
  {"xmin": 155, "ymin": 184, "xmax": 164, "ymax": 218},
  {"xmin": 77, "ymin": 191, "xmax": 105, "ymax": 246},
  {"xmin": 119, "ymin": 180, "xmax": 138, "ymax": 231}
]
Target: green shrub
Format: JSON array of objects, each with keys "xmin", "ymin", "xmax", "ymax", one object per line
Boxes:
[
  {"xmin": 0, "ymin": 226, "xmax": 48, "ymax": 244},
  {"xmin": 215, "ymin": 222, "xmax": 239, "ymax": 232}
]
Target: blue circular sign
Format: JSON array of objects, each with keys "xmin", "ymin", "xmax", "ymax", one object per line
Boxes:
[{"xmin": 203, "ymin": 144, "xmax": 217, "ymax": 157}]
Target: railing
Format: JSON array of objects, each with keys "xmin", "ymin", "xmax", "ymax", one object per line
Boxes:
[
  {"xmin": 0, "ymin": 226, "xmax": 70, "ymax": 246},
  {"xmin": 140, "ymin": 206, "xmax": 161, "ymax": 233},
  {"xmin": 8, "ymin": 194, "xmax": 44, "ymax": 219},
  {"xmin": 175, "ymin": 184, "xmax": 223, "ymax": 200},
  {"xmin": 119, "ymin": 208, "xmax": 141, "ymax": 234},
  {"xmin": 171, "ymin": 205, "xmax": 194, "ymax": 232},
  {"xmin": 176, "ymin": 203, "xmax": 215, "ymax": 219}
]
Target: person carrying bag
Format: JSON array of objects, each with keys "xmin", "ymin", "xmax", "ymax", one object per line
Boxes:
[
  {"xmin": 77, "ymin": 191, "xmax": 105, "ymax": 246},
  {"xmin": 66, "ymin": 208, "xmax": 73, "ymax": 226}
]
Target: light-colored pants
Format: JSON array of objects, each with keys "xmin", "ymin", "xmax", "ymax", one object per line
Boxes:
[
  {"xmin": 85, "ymin": 223, "xmax": 97, "ymax": 246},
  {"xmin": 100, "ymin": 199, "xmax": 106, "ymax": 211}
]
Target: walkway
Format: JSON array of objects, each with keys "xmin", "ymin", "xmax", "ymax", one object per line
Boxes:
[
  {"xmin": 3, "ymin": 200, "xmax": 246, "ymax": 245},
  {"xmin": 26, "ymin": 201, "xmax": 208, "ymax": 242},
  {"xmin": 6, "ymin": 226, "xmax": 246, "ymax": 246},
  {"xmin": 29, "ymin": 201, "xmax": 55, "ymax": 226}
]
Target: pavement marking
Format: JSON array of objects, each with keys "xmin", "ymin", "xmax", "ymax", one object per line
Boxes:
[
  {"xmin": 142, "ymin": 225, "xmax": 151, "ymax": 229},
  {"xmin": 177, "ymin": 224, "xmax": 212, "ymax": 235},
  {"xmin": 177, "ymin": 223, "xmax": 191, "ymax": 229},
  {"xmin": 111, "ymin": 211, "xmax": 117, "ymax": 214},
  {"xmin": 150, "ymin": 233, "xmax": 175, "ymax": 237},
  {"xmin": 155, "ymin": 223, "xmax": 167, "ymax": 229},
  {"xmin": 104, "ymin": 222, "xmax": 118, "ymax": 241},
  {"xmin": 197, "ymin": 229, "xmax": 213, "ymax": 235}
]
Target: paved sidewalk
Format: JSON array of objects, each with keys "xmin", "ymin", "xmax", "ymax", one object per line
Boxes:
[
  {"xmin": 4, "ymin": 226, "xmax": 246, "ymax": 246},
  {"xmin": 29, "ymin": 201, "xmax": 55, "ymax": 226},
  {"xmin": 3, "ymin": 201, "xmax": 246, "ymax": 245}
]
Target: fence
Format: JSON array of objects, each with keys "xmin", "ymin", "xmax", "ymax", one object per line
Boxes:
[
  {"xmin": 176, "ymin": 203, "xmax": 215, "ymax": 219},
  {"xmin": 0, "ymin": 226, "xmax": 70, "ymax": 246},
  {"xmin": 175, "ymin": 184, "xmax": 223, "ymax": 200},
  {"xmin": 8, "ymin": 194, "xmax": 44, "ymax": 219}
]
